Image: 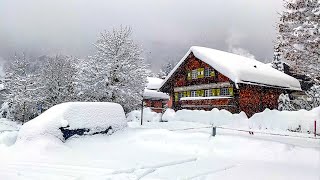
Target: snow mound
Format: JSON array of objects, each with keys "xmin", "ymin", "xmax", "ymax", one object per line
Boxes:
[
  {"xmin": 250, "ymin": 108, "xmax": 320, "ymax": 133},
  {"xmin": 18, "ymin": 102, "xmax": 127, "ymax": 142},
  {"xmin": 0, "ymin": 131, "xmax": 18, "ymax": 146},
  {"xmin": 146, "ymin": 77, "xmax": 164, "ymax": 90},
  {"xmin": 127, "ymin": 108, "xmax": 162, "ymax": 122},
  {"xmin": 0, "ymin": 118, "xmax": 21, "ymax": 131},
  {"xmin": 172, "ymin": 108, "xmax": 248, "ymax": 128},
  {"xmin": 162, "ymin": 108, "xmax": 176, "ymax": 122}
]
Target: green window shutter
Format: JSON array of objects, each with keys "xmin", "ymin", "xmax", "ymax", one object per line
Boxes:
[
  {"xmin": 197, "ymin": 68, "xmax": 204, "ymax": 78},
  {"xmin": 216, "ymin": 89, "xmax": 221, "ymax": 96},
  {"xmin": 229, "ymin": 87, "xmax": 234, "ymax": 96},
  {"xmin": 196, "ymin": 90, "xmax": 200, "ymax": 97},
  {"xmin": 183, "ymin": 91, "xmax": 187, "ymax": 97},
  {"xmin": 201, "ymin": 90, "xmax": 205, "ymax": 97},
  {"xmin": 187, "ymin": 71, "xmax": 191, "ymax": 80},
  {"xmin": 210, "ymin": 70, "xmax": 215, "ymax": 77},
  {"xmin": 174, "ymin": 93, "xmax": 179, "ymax": 101},
  {"xmin": 212, "ymin": 89, "xmax": 216, "ymax": 96},
  {"xmin": 187, "ymin": 91, "xmax": 191, "ymax": 97}
]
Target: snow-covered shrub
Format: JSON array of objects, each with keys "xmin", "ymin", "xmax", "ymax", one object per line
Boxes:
[
  {"xmin": 278, "ymin": 93, "xmax": 295, "ymax": 111},
  {"xmin": 0, "ymin": 131, "xmax": 18, "ymax": 146},
  {"xmin": 126, "ymin": 107, "xmax": 162, "ymax": 122},
  {"xmin": 172, "ymin": 108, "xmax": 248, "ymax": 128},
  {"xmin": 249, "ymin": 108, "xmax": 320, "ymax": 133},
  {"xmin": 17, "ymin": 102, "xmax": 127, "ymax": 142},
  {"xmin": 162, "ymin": 108, "xmax": 176, "ymax": 122}
]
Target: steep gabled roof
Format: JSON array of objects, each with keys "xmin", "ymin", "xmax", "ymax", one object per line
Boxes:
[{"xmin": 159, "ymin": 46, "xmax": 301, "ymax": 91}]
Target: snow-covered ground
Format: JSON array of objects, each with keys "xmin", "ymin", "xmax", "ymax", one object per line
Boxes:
[{"xmin": 0, "ymin": 120, "xmax": 319, "ymax": 180}]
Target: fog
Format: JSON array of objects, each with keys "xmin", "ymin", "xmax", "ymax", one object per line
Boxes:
[{"xmin": 0, "ymin": 0, "xmax": 283, "ymax": 71}]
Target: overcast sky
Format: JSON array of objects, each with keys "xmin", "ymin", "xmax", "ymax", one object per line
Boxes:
[{"xmin": 0, "ymin": 0, "xmax": 283, "ymax": 72}]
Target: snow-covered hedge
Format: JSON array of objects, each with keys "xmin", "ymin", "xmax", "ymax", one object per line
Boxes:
[
  {"xmin": 17, "ymin": 102, "xmax": 127, "ymax": 142},
  {"xmin": 249, "ymin": 108, "xmax": 320, "ymax": 133},
  {"xmin": 165, "ymin": 108, "xmax": 248, "ymax": 127},
  {"xmin": 126, "ymin": 107, "xmax": 162, "ymax": 122},
  {"xmin": 162, "ymin": 107, "xmax": 320, "ymax": 134}
]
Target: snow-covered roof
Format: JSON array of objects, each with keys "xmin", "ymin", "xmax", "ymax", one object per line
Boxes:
[
  {"xmin": 160, "ymin": 46, "xmax": 301, "ymax": 91},
  {"xmin": 143, "ymin": 89, "xmax": 170, "ymax": 100},
  {"xmin": 146, "ymin": 77, "xmax": 164, "ymax": 90}
]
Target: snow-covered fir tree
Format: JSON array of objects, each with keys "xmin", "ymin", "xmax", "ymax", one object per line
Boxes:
[
  {"xmin": 39, "ymin": 55, "xmax": 78, "ymax": 111},
  {"xmin": 272, "ymin": 38, "xmax": 284, "ymax": 72},
  {"xmin": 157, "ymin": 60, "xmax": 175, "ymax": 79},
  {"xmin": 278, "ymin": 0, "xmax": 320, "ymax": 77},
  {"xmin": 79, "ymin": 26, "xmax": 148, "ymax": 112},
  {"xmin": 4, "ymin": 54, "xmax": 41, "ymax": 122}
]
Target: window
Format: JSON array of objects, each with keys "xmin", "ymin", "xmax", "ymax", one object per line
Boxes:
[
  {"xmin": 204, "ymin": 68, "xmax": 210, "ymax": 77},
  {"xmin": 192, "ymin": 70, "xmax": 197, "ymax": 79},
  {"xmin": 178, "ymin": 92, "xmax": 183, "ymax": 99},
  {"xmin": 220, "ymin": 88, "xmax": 230, "ymax": 96},
  {"xmin": 191, "ymin": 90, "xmax": 197, "ymax": 97},
  {"xmin": 204, "ymin": 89, "xmax": 212, "ymax": 97}
]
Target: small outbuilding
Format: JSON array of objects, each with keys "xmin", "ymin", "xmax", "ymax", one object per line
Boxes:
[
  {"xmin": 159, "ymin": 46, "xmax": 301, "ymax": 117},
  {"xmin": 143, "ymin": 77, "xmax": 170, "ymax": 113}
]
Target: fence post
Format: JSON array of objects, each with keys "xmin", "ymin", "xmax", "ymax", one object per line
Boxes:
[
  {"xmin": 315, "ymin": 120, "xmax": 317, "ymax": 138},
  {"xmin": 212, "ymin": 126, "xmax": 216, "ymax": 136}
]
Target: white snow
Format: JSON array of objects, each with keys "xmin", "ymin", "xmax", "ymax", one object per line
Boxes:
[
  {"xmin": 144, "ymin": 77, "xmax": 169, "ymax": 100},
  {"xmin": 143, "ymin": 89, "xmax": 169, "ymax": 100},
  {"xmin": 17, "ymin": 102, "xmax": 127, "ymax": 142},
  {"xmin": 146, "ymin": 77, "xmax": 164, "ymax": 90},
  {"xmin": 0, "ymin": 120, "xmax": 318, "ymax": 179},
  {"xmin": 160, "ymin": 46, "xmax": 301, "ymax": 91},
  {"xmin": 127, "ymin": 107, "xmax": 162, "ymax": 122},
  {"xmin": 162, "ymin": 107, "xmax": 320, "ymax": 134}
]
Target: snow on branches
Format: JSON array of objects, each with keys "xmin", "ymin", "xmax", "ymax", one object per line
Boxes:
[{"xmin": 79, "ymin": 26, "xmax": 148, "ymax": 113}]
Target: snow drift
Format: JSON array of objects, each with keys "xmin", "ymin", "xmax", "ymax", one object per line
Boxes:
[
  {"xmin": 18, "ymin": 102, "xmax": 127, "ymax": 142},
  {"xmin": 162, "ymin": 107, "xmax": 320, "ymax": 134},
  {"xmin": 249, "ymin": 108, "xmax": 320, "ymax": 133},
  {"xmin": 126, "ymin": 107, "xmax": 162, "ymax": 122}
]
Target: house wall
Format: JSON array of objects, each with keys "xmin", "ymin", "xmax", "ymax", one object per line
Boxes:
[{"xmin": 144, "ymin": 99, "xmax": 168, "ymax": 113}]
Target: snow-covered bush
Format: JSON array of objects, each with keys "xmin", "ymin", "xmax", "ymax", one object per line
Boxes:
[
  {"xmin": 126, "ymin": 108, "xmax": 162, "ymax": 122},
  {"xmin": 17, "ymin": 102, "xmax": 127, "ymax": 142},
  {"xmin": 249, "ymin": 108, "xmax": 320, "ymax": 134},
  {"xmin": 171, "ymin": 108, "xmax": 248, "ymax": 128},
  {"xmin": 162, "ymin": 108, "xmax": 176, "ymax": 122}
]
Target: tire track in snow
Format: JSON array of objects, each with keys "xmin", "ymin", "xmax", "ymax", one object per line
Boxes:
[{"xmin": 186, "ymin": 165, "xmax": 237, "ymax": 179}]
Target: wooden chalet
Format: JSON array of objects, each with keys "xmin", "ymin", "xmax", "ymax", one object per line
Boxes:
[
  {"xmin": 159, "ymin": 46, "xmax": 301, "ymax": 117},
  {"xmin": 143, "ymin": 77, "xmax": 170, "ymax": 113}
]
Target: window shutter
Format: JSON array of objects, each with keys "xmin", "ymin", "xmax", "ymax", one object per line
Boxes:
[
  {"xmin": 216, "ymin": 89, "xmax": 221, "ymax": 96},
  {"xmin": 210, "ymin": 70, "xmax": 215, "ymax": 77},
  {"xmin": 174, "ymin": 93, "xmax": 179, "ymax": 101},
  {"xmin": 187, "ymin": 91, "xmax": 191, "ymax": 97},
  {"xmin": 200, "ymin": 90, "xmax": 204, "ymax": 97},
  {"xmin": 196, "ymin": 90, "xmax": 200, "ymax": 97},
  {"xmin": 187, "ymin": 71, "xmax": 191, "ymax": 80},
  {"xmin": 229, "ymin": 87, "xmax": 234, "ymax": 96},
  {"xmin": 212, "ymin": 89, "xmax": 216, "ymax": 96},
  {"xmin": 183, "ymin": 91, "xmax": 187, "ymax": 97},
  {"xmin": 197, "ymin": 68, "xmax": 204, "ymax": 78}
]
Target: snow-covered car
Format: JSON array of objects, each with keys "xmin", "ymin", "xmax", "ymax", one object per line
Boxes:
[{"xmin": 17, "ymin": 102, "xmax": 127, "ymax": 142}]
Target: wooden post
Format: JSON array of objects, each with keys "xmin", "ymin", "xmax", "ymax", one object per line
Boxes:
[
  {"xmin": 141, "ymin": 99, "xmax": 144, "ymax": 126},
  {"xmin": 315, "ymin": 120, "xmax": 317, "ymax": 138}
]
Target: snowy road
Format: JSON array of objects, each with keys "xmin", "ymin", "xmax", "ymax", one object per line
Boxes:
[{"xmin": 0, "ymin": 121, "xmax": 319, "ymax": 180}]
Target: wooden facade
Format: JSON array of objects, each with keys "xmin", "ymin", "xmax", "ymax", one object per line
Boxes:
[
  {"xmin": 160, "ymin": 53, "xmax": 288, "ymax": 117},
  {"xmin": 143, "ymin": 99, "xmax": 167, "ymax": 113}
]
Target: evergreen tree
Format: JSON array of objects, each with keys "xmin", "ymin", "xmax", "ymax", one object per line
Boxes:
[
  {"xmin": 80, "ymin": 26, "xmax": 148, "ymax": 112},
  {"xmin": 157, "ymin": 60, "xmax": 175, "ymax": 78},
  {"xmin": 272, "ymin": 39, "xmax": 284, "ymax": 72},
  {"xmin": 278, "ymin": 0, "xmax": 320, "ymax": 77},
  {"xmin": 278, "ymin": 93, "xmax": 295, "ymax": 111}
]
